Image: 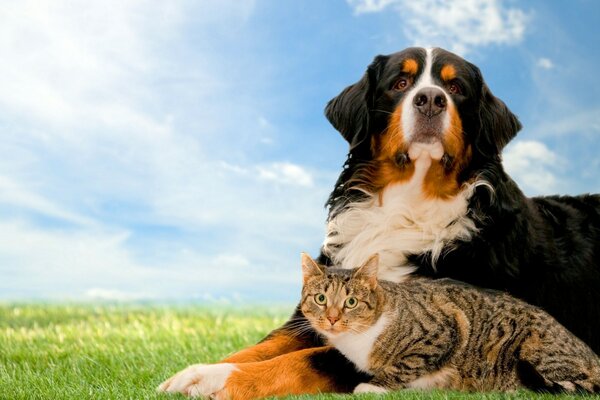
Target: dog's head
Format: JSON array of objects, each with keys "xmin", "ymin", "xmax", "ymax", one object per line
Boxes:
[{"xmin": 326, "ymin": 47, "xmax": 521, "ymax": 198}]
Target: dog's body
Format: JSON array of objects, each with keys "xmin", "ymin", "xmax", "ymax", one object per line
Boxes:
[{"xmin": 159, "ymin": 48, "xmax": 600, "ymax": 399}]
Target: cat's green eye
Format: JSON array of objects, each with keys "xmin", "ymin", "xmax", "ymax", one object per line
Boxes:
[
  {"xmin": 314, "ymin": 293, "xmax": 327, "ymax": 305},
  {"xmin": 345, "ymin": 297, "xmax": 358, "ymax": 309}
]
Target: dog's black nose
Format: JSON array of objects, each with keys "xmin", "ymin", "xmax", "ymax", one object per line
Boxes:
[{"xmin": 413, "ymin": 87, "xmax": 447, "ymax": 117}]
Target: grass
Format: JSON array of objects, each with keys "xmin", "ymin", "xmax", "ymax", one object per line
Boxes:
[{"xmin": 0, "ymin": 304, "xmax": 597, "ymax": 400}]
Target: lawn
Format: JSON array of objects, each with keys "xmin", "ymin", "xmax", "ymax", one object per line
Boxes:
[{"xmin": 0, "ymin": 304, "xmax": 596, "ymax": 400}]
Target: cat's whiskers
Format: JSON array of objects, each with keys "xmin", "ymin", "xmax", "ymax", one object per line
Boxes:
[
  {"xmin": 284, "ymin": 320, "xmax": 312, "ymax": 331},
  {"xmin": 285, "ymin": 326, "xmax": 317, "ymax": 341},
  {"xmin": 282, "ymin": 317, "xmax": 322, "ymax": 342},
  {"xmin": 347, "ymin": 321, "xmax": 373, "ymax": 333}
]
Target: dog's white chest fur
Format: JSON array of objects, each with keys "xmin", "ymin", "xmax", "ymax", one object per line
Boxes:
[
  {"xmin": 323, "ymin": 149, "xmax": 477, "ymax": 282},
  {"xmin": 325, "ymin": 313, "xmax": 391, "ymax": 373}
]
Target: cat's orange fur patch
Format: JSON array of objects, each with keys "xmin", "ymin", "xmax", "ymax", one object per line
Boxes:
[
  {"xmin": 221, "ymin": 332, "xmax": 310, "ymax": 363},
  {"xmin": 223, "ymin": 347, "xmax": 337, "ymax": 400}
]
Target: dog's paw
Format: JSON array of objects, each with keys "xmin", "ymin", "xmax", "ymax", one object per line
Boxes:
[
  {"xmin": 353, "ymin": 382, "xmax": 388, "ymax": 394},
  {"xmin": 158, "ymin": 363, "xmax": 237, "ymax": 398}
]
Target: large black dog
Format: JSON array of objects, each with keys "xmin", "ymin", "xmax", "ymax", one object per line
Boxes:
[
  {"xmin": 159, "ymin": 47, "xmax": 600, "ymax": 398},
  {"xmin": 320, "ymin": 47, "xmax": 600, "ymax": 352}
]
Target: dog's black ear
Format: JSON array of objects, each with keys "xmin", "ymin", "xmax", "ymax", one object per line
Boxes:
[
  {"xmin": 477, "ymin": 82, "xmax": 522, "ymax": 157},
  {"xmin": 325, "ymin": 55, "xmax": 387, "ymax": 150}
]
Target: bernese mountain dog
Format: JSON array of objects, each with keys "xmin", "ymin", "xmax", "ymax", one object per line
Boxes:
[{"xmin": 158, "ymin": 47, "xmax": 600, "ymax": 399}]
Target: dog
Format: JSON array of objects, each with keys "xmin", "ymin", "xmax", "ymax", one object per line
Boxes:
[{"xmin": 158, "ymin": 47, "xmax": 600, "ymax": 399}]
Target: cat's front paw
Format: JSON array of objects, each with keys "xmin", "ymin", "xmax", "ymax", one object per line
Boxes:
[
  {"xmin": 158, "ymin": 363, "xmax": 237, "ymax": 398},
  {"xmin": 354, "ymin": 382, "xmax": 388, "ymax": 394}
]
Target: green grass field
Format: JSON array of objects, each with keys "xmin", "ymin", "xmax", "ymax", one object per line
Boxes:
[{"xmin": 0, "ymin": 304, "xmax": 596, "ymax": 400}]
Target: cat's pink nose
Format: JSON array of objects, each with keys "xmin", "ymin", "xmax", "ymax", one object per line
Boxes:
[{"xmin": 327, "ymin": 316, "xmax": 340, "ymax": 325}]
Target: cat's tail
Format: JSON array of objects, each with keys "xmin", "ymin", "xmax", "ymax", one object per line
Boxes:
[{"xmin": 518, "ymin": 331, "xmax": 600, "ymax": 394}]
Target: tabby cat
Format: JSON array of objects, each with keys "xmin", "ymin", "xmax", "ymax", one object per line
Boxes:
[{"xmin": 300, "ymin": 253, "xmax": 600, "ymax": 393}]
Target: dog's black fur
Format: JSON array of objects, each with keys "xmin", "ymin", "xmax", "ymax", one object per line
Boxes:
[{"xmin": 317, "ymin": 48, "xmax": 600, "ymax": 355}]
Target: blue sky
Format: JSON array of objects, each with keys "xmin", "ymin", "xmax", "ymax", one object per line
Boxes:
[{"xmin": 1, "ymin": 0, "xmax": 599, "ymax": 302}]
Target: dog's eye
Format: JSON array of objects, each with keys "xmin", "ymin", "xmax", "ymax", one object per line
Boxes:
[
  {"xmin": 393, "ymin": 77, "xmax": 412, "ymax": 91},
  {"xmin": 447, "ymin": 81, "xmax": 462, "ymax": 95}
]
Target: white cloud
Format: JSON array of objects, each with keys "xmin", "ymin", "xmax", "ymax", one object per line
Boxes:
[
  {"xmin": 0, "ymin": 0, "xmax": 325, "ymax": 300},
  {"xmin": 537, "ymin": 57, "xmax": 554, "ymax": 70},
  {"xmin": 347, "ymin": 0, "xmax": 528, "ymax": 55},
  {"xmin": 220, "ymin": 161, "xmax": 315, "ymax": 188},
  {"xmin": 212, "ymin": 254, "xmax": 251, "ymax": 268},
  {"xmin": 348, "ymin": 0, "xmax": 396, "ymax": 13},
  {"xmin": 0, "ymin": 175, "xmax": 95, "ymax": 226},
  {"xmin": 503, "ymin": 140, "xmax": 557, "ymax": 170},
  {"xmin": 529, "ymin": 109, "xmax": 600, "ymax": 138},
  {"xmin": 0, "ymin": 1, "xmax": 180, "ymax": 132},
  {"xmin": 258, "ymin": 116, "xmax": 272, "ymax": 129},
  {"xmin": 0, "ymin": 219, "xmax": 302, "ymax": 300},
  {"xmin": 257, "ymin": 163, "xmax": 314, "ymax": 187},
  {"xmin": 502, "ymin": 140, "xmax": 561, "ymax": 194},
  {"xmin": 0, "ymin": 220, "xmax": 142, "ymax": 297}
]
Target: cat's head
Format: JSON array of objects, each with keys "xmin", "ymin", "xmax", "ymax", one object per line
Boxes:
[{"xmin": 300, "ymin": 253, "xmax": 381, "ymax": 338}]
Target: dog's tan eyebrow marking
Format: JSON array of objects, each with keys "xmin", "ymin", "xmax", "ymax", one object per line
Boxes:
[
  {"xmin": 402, "ymin": 59, "xmax": 418, "ymax": 75},
  {"xmin": 441, "ymin": 64, "xmax": 456, "ymax": 81}
]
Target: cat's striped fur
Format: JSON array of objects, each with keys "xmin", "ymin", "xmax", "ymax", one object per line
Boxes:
[{"xmin": 300, "ymin": 254, "xmax": 600, "ymax": 393}]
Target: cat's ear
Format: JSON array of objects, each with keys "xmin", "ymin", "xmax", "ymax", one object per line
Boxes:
[
  {"xmin": 301, "ymin": 252, "xmax": 324, "ymax": 283},
  {"xmin": 353, "ymin": 254, "xmax": 379, "ymax": 289}
]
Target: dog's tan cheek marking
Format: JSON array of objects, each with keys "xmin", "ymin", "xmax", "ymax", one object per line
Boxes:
[
  {"xmin": 378, "ymin": 106, "xmax": 405, "ymax": 159},
  {"xmin": 440, "ymin": 64, "xmax": 456, "ymax": 81},
  {"xmin": 422, "ymin": 104, "xmax": 470, "ymax": 199},
  {"xmin": 444, "ymin": 104, "xmax": 465, "ymax": 158},
  {"xmin": 363, "ymin": 105, "xmax": 416, "ymax": 201}
]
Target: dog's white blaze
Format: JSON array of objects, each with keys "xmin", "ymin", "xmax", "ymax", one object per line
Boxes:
[
  {"xmin": 323, "ymin": 149, "xmax": 478, "ymax": 282},
  {"xmin": 402, "ymin": 47, "xmax": 451, "ymax": 144},
  {"xmin": 323, "ymin": 313, "xmax": 391, "ymax": 373}
]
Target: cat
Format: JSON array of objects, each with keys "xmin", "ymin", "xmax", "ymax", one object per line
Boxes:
[{"xmin": 300, "ymin": 253, "xmax": 600, "ymax": 394}]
